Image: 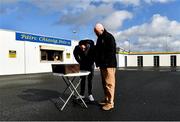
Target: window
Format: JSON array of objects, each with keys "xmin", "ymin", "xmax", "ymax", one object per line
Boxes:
[
  {"xmin": 137, "ymin": 56, "xmax": 143, "ymax": 67},
  {"xmin": 40, "ymin": 45, "xmax": 64, "ymax": 62},
  {"xmin": 154, "ymin": 56, "xmax": 160, "ymax": 67}
]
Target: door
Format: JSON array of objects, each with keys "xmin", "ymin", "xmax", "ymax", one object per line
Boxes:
[
  {"xmin": 137, "ymin": 56, "xmax": 143, "ymax": 67},
  {"xmin": 171, "ymin": 55, "xmax": 177, "ymax": 67},
  {"xmin": 125, "ymin": 56, "xmax": 127, "ymax": 67},
  {"xmin": 154, "ymin": 56, "xmax": 160, "ymax": 67}
]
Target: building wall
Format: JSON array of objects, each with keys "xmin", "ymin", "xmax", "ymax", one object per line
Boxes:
[
  {"xmin": 116, "ymin": 54, "xmax": 180, "ymax": 67},
  {"xmin": 24, "ymin": 41, "xmax": 77, "ymax": 74},
  {"xmin": 143, "ymin": 55, "xmax": 154, "ymax": 66},
  {"xmin": 177, "ymin": 55, "xmax": 180, "ymax": 66},
  {"xmin": 127, "ymin": 55, "xmax": 137, "ymax": 67},
  {"xmin": 160, "ymin": 55, "xmax": 171, "ymax": 66},
  {"xmin": 0, "ymin": 29, "xmax": 78, "ymax": 75},
  {"xmin": 0, "ymin": 30, "xmax": 25, "ymax": 75},
  {"xmin": 116, "ymin": 54, "xmax": 125, "ymax": 67}
]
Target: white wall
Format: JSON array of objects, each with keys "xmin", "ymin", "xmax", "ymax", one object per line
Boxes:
[
  {"xmin": 0, "ymin": 29, "xmax": 78, "ymax": 75},
  {"xmin": 127, "ymin": 55, "xmax": 137, "ymax": 67},
  {"xmin": 143, "ymin": 55, "xmax": 154, "ymax": 66},
  {"xmin": 116, "ymin": 54, "xmax": 125, "ymax": 67},
  {"xmin": 160, "ymin": 55, "xmax": 171, "ymax": 66},
  {"xmin": 68, "ymin": 40, "xmax": 79, "ymax": 64},
  {"xmin": 0, "ymin": 30, "xmax": 25, "ymax": 75},
  {"xmin": 126, "ymin": 54, "xmax": 180, "ymax": 67},
  {"xmin": 177, "ymin": 55, "xmax": 180, "ymax": 66}
]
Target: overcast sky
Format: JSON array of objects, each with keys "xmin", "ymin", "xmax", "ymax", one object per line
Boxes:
[{"xmin": 1, "ymin": 0, "xmax": 180, "ymax": 51}]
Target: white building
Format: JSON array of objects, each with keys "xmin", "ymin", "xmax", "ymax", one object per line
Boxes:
[
  {"xmin": 117, "ymin": 52, "xmax": 180, "ymax": 67},
  {"xmin": 0, "ymin": 29, "xmax": 78, "ymax": 75}
]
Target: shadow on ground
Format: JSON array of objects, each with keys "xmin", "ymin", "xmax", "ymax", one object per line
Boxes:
[
  {"xmin": 18, "ymin": 88, "xmax": 61, "ymax": 101},
  {"xmin": 18, "ymin": 88, "xmax": 99, "ymax": 112}
]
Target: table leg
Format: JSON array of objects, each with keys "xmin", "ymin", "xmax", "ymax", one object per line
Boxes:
[
  {"xmin": 67, "ymin": 77, "xmax": 88, "ymax": 108},
  {"xmin": 62, "ymin": 77, "xmax": 75, "ymax": 95},
  {"xmin": 60, "ymin": 77, "xmax": 81, "ymax": 111}
]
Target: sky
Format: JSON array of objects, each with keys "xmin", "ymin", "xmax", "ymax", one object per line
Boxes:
[{"xmin": 1, "ymin": 0, "xmax": 180, "ymax": 52}]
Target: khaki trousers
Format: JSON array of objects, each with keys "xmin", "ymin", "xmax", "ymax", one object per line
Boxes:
[{"xmin": 100, "ymin": 68, "xmax": 116, "ymax": 105}]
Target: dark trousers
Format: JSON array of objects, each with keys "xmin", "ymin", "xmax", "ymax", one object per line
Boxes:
[{"xmin": 80, "ymin": 65, "xmax": 94, "ymax": 96}]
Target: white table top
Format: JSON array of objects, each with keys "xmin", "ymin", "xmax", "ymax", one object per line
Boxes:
[{"xmin": 53, "ymin": 70, "xmax": 90, "ymax": 77}]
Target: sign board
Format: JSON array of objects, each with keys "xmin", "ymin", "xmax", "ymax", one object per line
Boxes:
[
  {"xmin": 16, "ymin": 32, "xmax": 71, "ymax": 46},
  {"xmin": 66, "ymin": 53, "xmax": 71, "ymax": 59},
  {"xmin": 9, "ymin": 50, "xmax": 16, "ymax": 58}
]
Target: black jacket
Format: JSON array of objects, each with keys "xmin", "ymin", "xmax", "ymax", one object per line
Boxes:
[
  {"xmin": 73, "ymin": 39, "xmax": 95, "ymax": 69},
  {"xmin": 95, "ymin": 29, "xmax": 117, "ymax": 68}
]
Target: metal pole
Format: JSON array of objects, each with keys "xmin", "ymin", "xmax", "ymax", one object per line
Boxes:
[
  {"xmin": 73, "ymin": 30, "xmax": 77, "ymax": 41},
  {"xmin": 167, "ymin": 35, "xmax": 172, "ymax": 51},
  {"xmin": 128, "ymin": 39, "xmax": 130, "ymax": 53}
]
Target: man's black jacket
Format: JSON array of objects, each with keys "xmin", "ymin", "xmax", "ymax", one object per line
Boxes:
[
  {"xmin": 95, "ymin": 29, "xmax": 117, "ymax": 68},
  {"xmin": 73, "ymin": 39, "xmax": 95, "ymax": 69}
]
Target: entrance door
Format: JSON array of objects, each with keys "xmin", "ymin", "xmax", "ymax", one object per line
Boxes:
[
  {"xmin": 137, "ymin": 56, "xmax": 143, "ymax": 67},
  {"xmin": 171, "ymin": 55, "xmax": 177, "ymax": 67},
  {"xmin": 154, "ymin": 56, "xmax": 160, "ymax": 67},
  {"xmin": 125, "ymin": 56, "xmax": 127, "ymax": 67}
]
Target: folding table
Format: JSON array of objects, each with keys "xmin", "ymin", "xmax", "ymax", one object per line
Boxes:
[{"xmin": 53, "ymin": 71, "xmax": 90, "ymax": 111}]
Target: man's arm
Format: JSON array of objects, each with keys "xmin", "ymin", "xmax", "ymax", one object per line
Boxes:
[{"xmin": 106, "ymin": 34, "xmax": 116, "ymax": 55}]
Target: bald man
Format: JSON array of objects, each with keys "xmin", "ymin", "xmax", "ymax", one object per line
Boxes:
[{"xmin": 94, "ymin": 23, "xmax": 117, "ymax": 111}]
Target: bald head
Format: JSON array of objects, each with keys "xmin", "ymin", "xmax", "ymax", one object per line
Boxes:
[{"xmin": 94, "ymin": 23, "xmax": 104, "ymax": 36}]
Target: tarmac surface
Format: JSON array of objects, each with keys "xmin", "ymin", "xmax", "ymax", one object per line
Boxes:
[{"xmin": 0, "ymin": 68, "xmax": 180, "ymax": 121}]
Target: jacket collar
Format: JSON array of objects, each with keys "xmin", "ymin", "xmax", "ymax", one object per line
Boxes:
[{"xmin": 98, "ymin": 29, "xmax": 107, "ymax": 38}]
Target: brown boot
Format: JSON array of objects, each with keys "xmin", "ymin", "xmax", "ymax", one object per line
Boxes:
[{"xmin": 102, "ymin": 103, "xmax": 114, "ymax": 111}]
